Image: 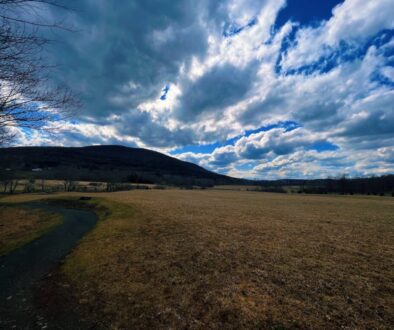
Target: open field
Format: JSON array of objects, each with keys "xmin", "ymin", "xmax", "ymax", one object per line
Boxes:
[
  {"xmin": 2, "ymin": 190, "xmax": 394, "ymax": 329},
  {"xmin": 0, "ymin": 205, "xmax": 61, "ymax": 256}
]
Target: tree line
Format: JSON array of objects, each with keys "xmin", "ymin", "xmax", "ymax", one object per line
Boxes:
[
  {"xmin": 291, "ymin": 175, "xmax": 394, "ymax": 196},
  {"xmin": 1, "ymin": 170, "xmax": 393, "ymax": 195},
  {"xmin": 249, "ymin": 175, "xmax": 393, "ymax": 196}
]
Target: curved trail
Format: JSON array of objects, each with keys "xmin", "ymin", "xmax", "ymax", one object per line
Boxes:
[{"xmin": 0, "ymin": 202, "xmax": 98, "ymax": 329}]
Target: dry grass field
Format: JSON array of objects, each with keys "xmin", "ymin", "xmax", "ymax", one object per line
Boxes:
[
  {"xmin": 2, "ymin": 190, "xmax": 394, "ymax": 329},
  {"xmin": 0, "ymin": 205, "xmax": 61, "ymax": 256}
]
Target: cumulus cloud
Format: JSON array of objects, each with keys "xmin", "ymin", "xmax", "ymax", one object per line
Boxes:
[
  {"xmin": 237, "ymin": 127, "xmax": 324, "ymax": 158},
  {"xmin": 280, "ymin": 0, "xmax": 394, "ymax": 71},
  {"xmin": 177, "ymin": 126, "xmax": 342, "ymax": 177}
]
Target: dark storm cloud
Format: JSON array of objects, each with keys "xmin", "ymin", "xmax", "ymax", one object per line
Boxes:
[
  {"xmin": 47, "ymin": 0, "xmax": 227, "ymax": 120},
  {"xmin": 210, "ymin": 147, "xmax": 238, "ymax": 167},
  {"xmin": 337, "ymin": 92, "xmax": 394, "ymax": 139},
  {"xmin": 113, "ymin": 110, "xmax": 195, "ymax": 148},
  {"xmin": 343, "ymin": 110, "xmax": 394, "ymax": 138},
  {"xmin": 176, "ymin": 62, "xmax": 257, "ymax": 121},
  {"xmin": 239, "ymin": 94, "xmax": 285, "ymax": 125}
]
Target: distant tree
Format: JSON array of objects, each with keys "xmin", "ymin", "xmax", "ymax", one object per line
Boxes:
[
  {"xmin": 24, "ymin": 177, "xmax": 35, "ymax": 192},
  {"xmin": 324, "ymin": 177, "xmax": 334, "ymax": 193},
  {"xmin": 0, "ymin": 0, "xmax": 77, "ymax": 145},
  {"xmin": 9, "ymin": 177, "xmax": 18, "ymax": 193},
  {"xmin": 40, "ymin": 178, "xmax": 45, "ymax": 192},
  {"xmin": 64, "ymin": 179, "xmax": 77, "ymax": 192},
  {"xmin": 106, "ymin": 181, "xmax": 115, "ymax": 192},
  {"xmin": 339, "ymin": 174, "xmax": 347, "ymax": 194},
  {"xmin": 0, "ymin": 169, "xmax": 18, "ymax": 193},
  {"xmin": 1, "ymin": 177, "xmax": 9, "ymax": 193}
]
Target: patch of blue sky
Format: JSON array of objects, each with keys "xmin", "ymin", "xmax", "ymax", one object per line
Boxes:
[
  {"xmin": 49, "ymin": 113, "xmax": 64, "ymax": 121},
  {"xmin": 372, "ymin": 29, "xmax": 394, "ymax": 51},
  {"xmin": 264, "ymin": 26, "xmax": 278, "ymax": 46},
  {"xmin": 171, "ymin": 142, "xmax": 222, "ymax": 155},
  {"xmin": 160, "ymin": 85, "xmax": 170, "ymax": 100},
  {"xmin": 12, "ymin": 104, "xmax": 63, "ymax": 129},
  {"xmin": 276, "ymin": 29, "xmax": 394, "ymax": 76},
  {"xmin": 69, "ymin": 119, "xmax": 80, "ymax": 125},
  {"xmin": 309, "ymin": 141, "xmax": 339, "ymax": 152},
  {"xmin": 274, "ymin": 0, "xmax": 344, "ymax": 29},
  {"xmin": 171, "ymin": 121, "xmax": 299, "ymax": 155},
  {"xmin": 246, "ymin": 121, "xmax": 300, "ymax": 135},
  {"xmin": 274, "ymin": 25, "xmax": 299, "ymax": 73},
  {"xmin": 235, "ymin": 162, "xmax": 257, "ymax": 171},
  {"xmin": 223, "ymin": 17, "xmax": 257, "ymax": 38},
  {"xmin": 20, "ymin": 126, "xmax": 34, "ymax": 137},
  {"xmin": 371, "ymin": 71, "xmax": 394, "ymax": 88}
]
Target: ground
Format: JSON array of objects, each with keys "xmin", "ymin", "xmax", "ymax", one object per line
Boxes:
[
  {"xmin": 2, "ymin": 190, "xmax": 394, "ymax": 329},
  {"xmin": 0, "ymin": 204, "xmax": 61, "ymax": 256}
]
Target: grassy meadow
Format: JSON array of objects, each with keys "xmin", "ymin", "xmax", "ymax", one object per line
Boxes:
[
  {"xmin": 2, "ymin": 190, "xmax": 394, "ymax": 329},
  {"xmin": 0, "ymin": 204, "xmax": 61, "ymax": 256}
]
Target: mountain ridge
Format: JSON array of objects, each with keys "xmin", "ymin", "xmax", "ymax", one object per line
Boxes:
[{"xmin": 0, "ymin": 145, "xmax": 246, "ymax": 185}]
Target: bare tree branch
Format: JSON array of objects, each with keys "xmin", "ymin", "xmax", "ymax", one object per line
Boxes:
[{"xmin": 0, "ymin": 0, "xmax": 77, "ymax": 146}]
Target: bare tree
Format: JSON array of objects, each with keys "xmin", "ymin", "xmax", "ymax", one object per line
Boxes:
[
  {"xmin": 24, "ymin": 177, "xmax": 35, "ymax": 192},
  {"xmin": 2, "ymin": 177, "xmax": 18, "ymax": 193},
  {"xmin": 63, "ymin": 179, "xmax": 77, "ymax": 192},
  {"xmin": 0, "ymin": 0, "xmax": 77, "ymax": 145},
  {"xmin": 40, "ymin": 177, "xmax": 45, "ymax": 192},
  {"xmin": 9, "ymin": 177, "xmax": 18, "ymax": 193}
]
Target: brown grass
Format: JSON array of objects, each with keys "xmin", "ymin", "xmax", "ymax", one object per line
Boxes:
[
  {"xmin": 0, "ymin": 204, "xmax": 61, "ymax": 256},
  {"xmin": 3, "ymin": 191, "xmax": 394, "ymax": 329}
]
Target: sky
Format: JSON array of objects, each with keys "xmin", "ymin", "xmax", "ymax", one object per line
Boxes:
[{"xmin": 14, "ymin": 0, "xmax": 394, "ymax": 179}]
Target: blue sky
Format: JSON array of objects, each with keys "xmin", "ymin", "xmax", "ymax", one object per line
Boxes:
[
  {"xmin": 14, "ymin": 0, "xmax": 394, "ymax": 179},
  {"xmin": 275, "ymin": 0, "xmax": 344, "ymax": 27}
]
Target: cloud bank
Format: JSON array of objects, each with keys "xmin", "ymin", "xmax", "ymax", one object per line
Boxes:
[{"xmin": 15, "ymin": 0, "xmax": 394, "ymax": 179}]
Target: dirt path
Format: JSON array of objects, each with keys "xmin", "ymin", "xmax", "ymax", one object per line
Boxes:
[{"xmin": 0, "ymin": 202, "xmax": 98, "ymax": 329}]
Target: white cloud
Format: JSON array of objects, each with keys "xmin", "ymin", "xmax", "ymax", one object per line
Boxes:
[
  {"xmin": 381, "ymin": 66, "xmax": 394, "ymax": 82},
  {"xmin": 281, "ymin": 0, "xmax": 394, "ymax": 70}
]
